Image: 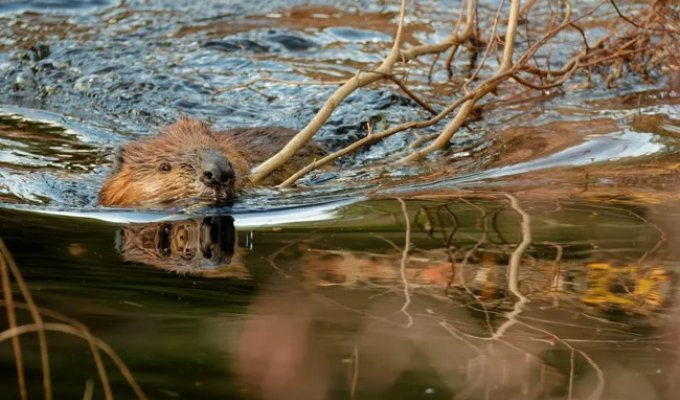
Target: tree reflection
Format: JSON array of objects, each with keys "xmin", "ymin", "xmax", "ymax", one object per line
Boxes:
[{"xmin": 112, "ymin": 196, "xmax": 676, "ymax": 399}]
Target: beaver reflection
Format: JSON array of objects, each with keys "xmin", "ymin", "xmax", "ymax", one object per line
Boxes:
[{"xmin": 115, "ymin": 216, "xmax": 247, "ymax": 277}]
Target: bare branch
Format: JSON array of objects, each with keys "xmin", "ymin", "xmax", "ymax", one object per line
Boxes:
[
  {"xmin": 279, "ymin": 82, "xmax": 494, "ymax": 187},
  {"xmin": 402, "ymin": 0, "xmax": 521, "ymax": 161},
  {"xmin": 610, "ymin": 0, "xmax": 640, "ymax": 28},
  {"xmin": 270, "ymin": 0, "xmax": 671, "ymax": 186},
  {"xmin": 464, "ymin": 0, "xmax": 505, "ymax": 90},
  {"xmin": 249, "ymin": 0, "xmax": 409, "ymax": 183}
]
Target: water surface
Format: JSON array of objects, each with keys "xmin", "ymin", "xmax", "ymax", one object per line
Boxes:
[{"xmin": 0, "ymin": 0, "xmax": 679, "ymax": 399}]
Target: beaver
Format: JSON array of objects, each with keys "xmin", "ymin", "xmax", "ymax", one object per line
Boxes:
[
  {"xmin": 99, "ymin": 117, "xmax": 324, "ymax": 206},
  {"xmin": 115, "ymin": 216, "xmax": 250, "ymax": 278}
]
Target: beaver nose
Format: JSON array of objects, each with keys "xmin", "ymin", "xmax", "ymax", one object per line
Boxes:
[{"xmin": 200, "ymin": 150, "xmax": 234, "ymax": 187}]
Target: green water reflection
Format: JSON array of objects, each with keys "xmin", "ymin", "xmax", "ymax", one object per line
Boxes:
[{"xmin": 1, "ymin": 197, "xmax": 679, "ymax": 399}]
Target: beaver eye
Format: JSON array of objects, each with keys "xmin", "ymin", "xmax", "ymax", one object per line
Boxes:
[{"xmin": 159, "ymin": 162, "xmax": 172, "ymax": 173}]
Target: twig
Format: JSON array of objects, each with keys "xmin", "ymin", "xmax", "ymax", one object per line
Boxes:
[
  {"xmin": 279, "ymin": 66, "xmax": 521, "ymax": 187},
  {"xmin": 249, "ymin": 0, "xmax": 409, "ymax": 183},
  {"xmin": 446, "ymin": 0, "xmax": 475, "ymax": 76},
  {"xmin": 448, "ymin": 199, "xmax": 496, "ymax": 334},
  {"xmin": 609, "ymin": 0, "xmax": 640, "ymax": 28},
  {"xmin": 520, "ymin": 0, "xmax": 541, "ymax": 19},
  {"xmin": 499, "ymin": 0, "xmax": 522, "ymax": 72},
  {"xmin": 272, "ymin": 0, "xmax": 667, "ymax": 184},
  {"xmin": 570, "ymin": 22, "xmax": 591, "ymax": 51},
  {"xmin": 512, "ymin": 61, "xmax": 579, "ymax": 90},
  {"xmin": 402, "ymin": 0, "xmax": 522, "ymax": 161},
  {"xmin": 427, "ymin": 52, "xmax": 440, "ymax": 83},
  {"xmin": 251, "ymin": 0, "xmax": 480, "ymax": 183},
  {"xmin": 279, "ymin": 85, "xmax": 490, "ymax": 187},
  {"xmin": 464, "ymin": 0, "xmax": 505, "ymax": 90},
  {"xmin": 350, "ymin": 345, "xmax": 359, "ymax": 400},
  {"xmin": 504, "ymin": 193, "xmax": 531, "ymax": 303},
  {"xmin": 520, "ymin": 321, "xmax": 605, "ymax": 400}
]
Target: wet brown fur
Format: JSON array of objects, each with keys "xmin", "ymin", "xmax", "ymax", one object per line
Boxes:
[{"xmin": 100, "ymin": 117, "xmax": 324, "ymax": 206}]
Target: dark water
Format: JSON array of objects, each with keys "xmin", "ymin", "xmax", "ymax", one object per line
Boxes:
[
  {"xmin": 2, "ymin": 198, "xmax": 680, "ymax": 399},
  {"xmin": 1, "ymin": 0, "xmax": 680, "ymax": 399}
]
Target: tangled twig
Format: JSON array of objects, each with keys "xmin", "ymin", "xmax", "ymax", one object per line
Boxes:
[{"xmin": 249, "ymin": 0, "xmax": 676, "ymax": 188}]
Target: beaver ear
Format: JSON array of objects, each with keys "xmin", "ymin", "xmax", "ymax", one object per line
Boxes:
[{"xmin": 112, "ymin": 146, "xmax": 125, "ymax": 173}]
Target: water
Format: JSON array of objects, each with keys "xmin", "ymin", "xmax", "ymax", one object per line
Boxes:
[
  {"xmin": 2, "ymin": 198, "xmax": 680, "ymax": 399},
  {"xmin": 1, "ymin": 0, "xmax": 680, "ymax": 399}
]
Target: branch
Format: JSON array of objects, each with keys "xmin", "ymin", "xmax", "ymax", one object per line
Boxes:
[
  {"xmin": 278, "ymin": 80, "xmax": 499, "ymax": 187},
  {"xmin": 445, "ymin": 0, "xmax": 470, "ymax": 76},
  {"xmin": 249, "ymin": 0, "xmax": 479, "ymax": 184},
  {"xmin": 249, "ymin": 0, "xmax": 409, "ymax": 184},
  {"xmin": 499, "ymin": 0, "xmax": 521, "ymax": 72},
  {"xmin": 512, "ymin": 60, "xmax": 579, "ymax": 90},
  {"xmin": 275, "ymin": 0, "xmax": 667, "ymax": 185},
  {"xmin": 464, "ymin": 0, "xmax": 505, "ymax": 90},
  {"xmin": 396, "ymin": 198, "xmax": 413, "ymax": 327},
  {"xmin": 609, "ymin": 0, "xmax": 640, "ymax": 28},
  {"xmin": 402, "ymin": 0, "xmax": 521, "ymax": 162}
]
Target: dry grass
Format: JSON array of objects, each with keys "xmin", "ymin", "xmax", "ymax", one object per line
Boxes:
[{"xmin": 0, "ymin": 238, "xmax": 148, "ymax": 400}]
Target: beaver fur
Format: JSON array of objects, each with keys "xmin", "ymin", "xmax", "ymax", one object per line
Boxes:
[{"xmin": 99, "ymin": 117, "xmax": 324, "ymax": 206}]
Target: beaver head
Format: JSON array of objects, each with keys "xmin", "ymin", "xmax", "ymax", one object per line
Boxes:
[
  {"xmin": 99, "ymin": 118, "xmax": 250, "ymax": 207},
  {"xmin": 114, "ymin": 217, "xmax": 245, "ymax": 277}
]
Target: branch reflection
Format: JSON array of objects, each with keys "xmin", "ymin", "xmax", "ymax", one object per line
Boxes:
[{"xmin": 111, "ymin": 197, "xmax": 677, "ymax": 400}]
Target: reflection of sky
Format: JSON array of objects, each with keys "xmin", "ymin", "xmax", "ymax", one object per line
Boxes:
[
  {"xmin": 491, "ymin": 131, "xmax": 664, "ymax": 176},
  {"xmin": 0, "ymin": 0, "xmax": 115, "ymax": 14},
  {"xmin": 0, "ymin": 197, "xmax": 362, "ymax": 227},
  {"xmin": 402, "ymin": 131, "xmax": 667, "ymax": 191}
]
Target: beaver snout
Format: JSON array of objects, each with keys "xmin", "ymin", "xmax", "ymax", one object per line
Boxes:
[{"xmin": 200, "ymin": 150, "xmax": 234, "ymax": 187}]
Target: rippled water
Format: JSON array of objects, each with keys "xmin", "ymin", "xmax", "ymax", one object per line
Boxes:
[
  {"xmin": 1, "ymin": 0, "xmax": 680, "ymax": 399},
  {"xmin": 0, "ymin": 0, "xmax": 674, "ymax": 209}
]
